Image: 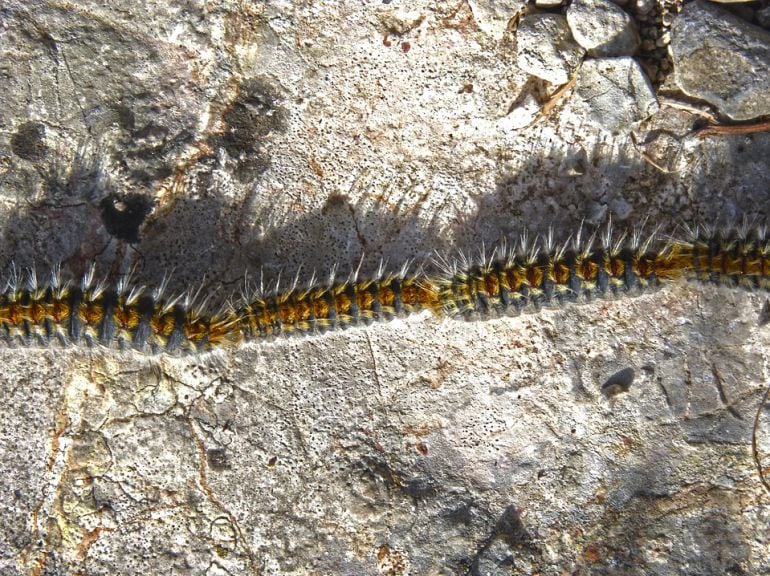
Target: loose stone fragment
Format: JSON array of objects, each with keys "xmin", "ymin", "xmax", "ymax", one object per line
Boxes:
[
  {"xmin": 516, "ymin": 14, "xmax": 585, "ymax": 84},
  {"xmin": 567, "ymin": 0, "xmax": 641, "ymax": 57},
  {"xmin": 759, "ymin": 7, "xmax": 770, "ymax": 30},
  {"xmin": 670, "ymin": 0, "xmax": 770, "ymax": 121},
  {"xmin": 570, "ymin": 57, "xmax": 659, "ymax": 134},
  {"xmin": 468, "ymin": 0, "xmax": 526, "ymax": 39}
]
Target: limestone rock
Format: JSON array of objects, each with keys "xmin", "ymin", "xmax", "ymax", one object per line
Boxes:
[
  {"xmin": 567, "ymin": 0, "xmax": 640, "ymax": 56},
  {"xmin": 516, "ymin": 14, "xmax": 585, "ymax": 84},
  {"xmin": 571, "ymin": 57, "xmax": 659, "ymax": 134},
  {"xmin": 670, "ymin": 0, "xmax": 770, "ymax": 121}
]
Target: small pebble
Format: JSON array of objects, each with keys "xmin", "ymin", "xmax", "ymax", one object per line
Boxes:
[
  {"xmin": 758, "ymin": 7, "xmax": 770, "ymax": 29},
  {"xmin": 566, "ymin": 0, "xmax": 640, "ymax": 57},
  {"xmin": 670, "ymin": 0, "xmax": 770, "ymax": 120},
  {"xmin": 516, "ymin": 14, "xmax": 585, "ymax": 84},
  {"xmin": 635, "ymin": 0, "xmax": 654, "ymax": 15}
]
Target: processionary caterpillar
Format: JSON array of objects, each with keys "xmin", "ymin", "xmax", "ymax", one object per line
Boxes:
[{"xmin": 1, "ymin": 223, "xmax": 768, "ymax": 354}]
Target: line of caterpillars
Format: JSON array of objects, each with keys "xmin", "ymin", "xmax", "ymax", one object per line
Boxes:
[{"xmin": 0, "ymin": 225, "xmax": 768, "ymax": 353}]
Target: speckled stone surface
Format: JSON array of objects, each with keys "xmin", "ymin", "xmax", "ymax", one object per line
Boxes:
[{"xmin": 1, "ymin": 1, "xmax": 769, "ymax": 574}]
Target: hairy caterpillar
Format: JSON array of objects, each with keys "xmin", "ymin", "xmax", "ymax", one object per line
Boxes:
[
  {"xmin": 436, "ymin": 223, "xmax": 770, "ymax": 319},
  {"xmin": 0, "ymin": 224, "xmax": 768, "ymax": 353}
]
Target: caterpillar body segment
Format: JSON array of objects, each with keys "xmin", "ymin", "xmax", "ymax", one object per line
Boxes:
[
  {"xmin": 681, "ymin": 229, "xmax": 770, "ymax": 290},
  {"xmin": 433, "ymin": 228, "xmax": 770, "ymax": 319},
  {"xmin": 0, "ymin": 273, "xmax": 238, "ymax": 353},
  {"xmin": 437, "ymin": 245, "xmax": 663, "ymax": 319},
  {"xmin": 239, "ymin": 271, "xmax": 441, "ymax": 340}
]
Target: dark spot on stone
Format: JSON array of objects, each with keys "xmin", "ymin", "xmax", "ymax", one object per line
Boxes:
[
  {"xmin": 759, "ymin": 299, "xmax": 770, "ymax": 326},
  {"xmin": 401, "ymin": 476, "xmax": 436, "ymax": 501},
  {"xmin": 111, "ymin": 104, "xmax": 135, "ymax": 131},
  {"xmin": 415, "ymin": 442, "xmax": 428, "ymax": 455},
  {"xmin": 219, "ymin": 78, "xmax": 286, "ymax": 183},
  {"xmin": 321, "ymin": 193, "xmax": 350, "ymax": 214},
  {"xmin": 99, "ymin": 193, "xmax": 154, "ymax": 243},
  {"xmin": 132, "ymin": 121, "xmax": 169, "ymax": 142},
  {"xmin": 602, "ymin": 367, "xmax": 635, "ymax": 397},
  {"xmin": 267, "ymin": 456, "xmax": 277, "ymax": 467},
  {"xmin": 206, "ymin": 448, "xmax": 230, "ymax": 471},
  {"xmin": 11, "ymin": 121, "xmax": 47, "ymax": 161},
  {"xmin": 401, "ymin": 41, "xmax": 411, "ymax": 52},
  {"xmin": 492, "ymin": 505, "xmax": 530, "ymax": 546}
]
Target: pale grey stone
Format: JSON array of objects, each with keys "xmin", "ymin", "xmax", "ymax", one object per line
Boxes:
[
  {"xmin": 670, "ymin": 0, "xmax": 770, "ymax": 121},
  {"xmin": 635, "ymin": 0, "xmax": 654, "ymax": 15},
  {"xmin": 567, "ymin": 0, "xmax": 640, "ymax": 56},
  {"xmin": 468, "ymin": 0, "xmax": 527, "ymax": 39},
  {"xmin": 516, "ymin": 14, "xmax": 585, "ymax": 84},
  {"xmin": 570, "ymin": 57, "xmax": 659, "ymax": 134}
]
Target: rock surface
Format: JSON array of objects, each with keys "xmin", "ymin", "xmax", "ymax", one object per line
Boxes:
[
  {"xmin": 0, "ymin": 0, "xmax": 770, "ymax": 575},
  {"xmin": 567, "ymin": 0, "xmax": 640, "ymax": 56},
  {"xmin": 516, "ymin": 14, "xmax": 585, "ymax": 84},
  {"xmin": 570, "ymin": 57, "xmax": 659, "ymax": 134},
  {"xmin": 670, "ymin": 0, "xmax": 770, "ymax": 121},
  {"xmin": 757, "ymin": 5, "xmax": 770, "ymax": 29}
]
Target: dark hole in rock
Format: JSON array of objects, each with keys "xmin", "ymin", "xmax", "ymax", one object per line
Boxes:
[
  {"xmin": 602, "ymin": 367, "xmax": 635, "ymax": 396},
  {"xmin": 99, "ymin": 193, "xmax": 154, "ymax": 243},
  {"xmin": 217, "ymin": 78, "xmax": 286, "ymax": 183},
  {"xmin": 206, "ymin": 448, "xmax": 230, "ymax": 471},
  {"xmin": 11, "ymin": 121, "xmax": 47, "ymax": 161}
]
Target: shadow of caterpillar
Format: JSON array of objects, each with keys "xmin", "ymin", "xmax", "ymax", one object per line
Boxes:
[{"xmin": 1, "ymin": 224, "xmax": 768, "ymax": 353}]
